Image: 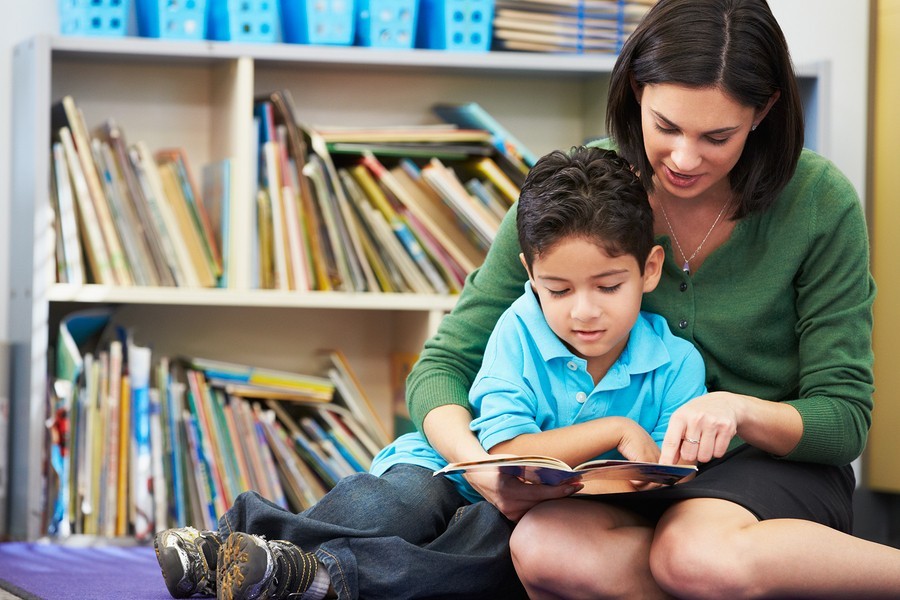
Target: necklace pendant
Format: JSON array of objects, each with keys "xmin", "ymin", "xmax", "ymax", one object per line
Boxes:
[{"xmin": 682, "ymin": 261, "xmax": 691, "ymax": 275}]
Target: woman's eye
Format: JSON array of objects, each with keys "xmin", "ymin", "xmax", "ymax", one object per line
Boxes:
[
  {"xmin": 653, "ymin": 123, "xmax": 677, "ymax": 135},
  {"xmin": 706, "ymin": 136, "xmax": 729, "ymax": 146}
]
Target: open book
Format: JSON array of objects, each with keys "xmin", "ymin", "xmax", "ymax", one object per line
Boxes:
[{"xmin": 434, "ymin": 455, "xmax": 697, "ymax": 486}]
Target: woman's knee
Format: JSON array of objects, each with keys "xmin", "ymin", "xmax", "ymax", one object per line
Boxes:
[{"xmin": 650, "ymin": 520, "xmax": 757, "ymax": 599}]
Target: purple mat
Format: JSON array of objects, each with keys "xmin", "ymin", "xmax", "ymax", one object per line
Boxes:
[{"xmin": 0, "ymin": 542, "xmax": 173, "ymax": 600}]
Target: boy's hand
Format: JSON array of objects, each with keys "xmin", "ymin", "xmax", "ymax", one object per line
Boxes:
[
  {"xmin": 463, "ymin": 470, "xmax": 582, "ymax": 522},
  {"xmin": 616, "ymin": 420, "xmax": 662, "ymax": 464}
]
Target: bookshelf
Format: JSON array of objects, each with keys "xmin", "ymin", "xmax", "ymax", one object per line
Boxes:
[
  {"xmin": 7, "ymin": 35, "xmax": 616, "ymax": 541},
  {"xmin": 7, "ymin": 35, "xmax": 823, "ymax": 541}
]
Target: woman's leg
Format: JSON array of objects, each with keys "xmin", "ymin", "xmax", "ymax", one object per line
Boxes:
[
  {"xmin": 651, "ymin": 498, "xmax": 900, "ymax": 599},
  {"xmin": 511, "ymin": 498, "xmax": 672, "ymax": 600}
]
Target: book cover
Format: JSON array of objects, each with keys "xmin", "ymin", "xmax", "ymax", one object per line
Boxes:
[
  {"xmin": 435, "ymin": 455, "xmax": 697, "ymax": 487},
  {"xmin": 201, "ymin": 159, "xmax": 233, "ymax": 288},
  {"xmin": 263, "ymin": 90, "xmax": 332, "ymax": 292},
  {"xmin": 157, "ymin": 149, "xmax": 224, "ymax": 280},
  {"xmin": 420, "ymin": 159, "xmax": 499, "ymax": 251},
  {"xmin": 97, "ymin": 119, "xmax": 177, "ymax": 287},
  {"xmin": 55, "ymin": 96, "xmax": 134, "ymax": 286},
  {"xmin": 392, "ymin": 161, "xmax": 486, "ymax": 273},
  {"xmin": 51, "ymin": 141, "xmax": 85, "ymax": 285},
  {"xmin": 359, "ymin": 152, "xmax": 450, "ymax": 294},
  {"xmin": 433, "ymin": 102, "xmax": 538, "ymax": 168},
  {"xmin": 157, "ymin": 160, "xmax": 218, "ymax": 288},
  {"xmin": 59, "ymin": 126, "xmax": 115, "ymax": 285},
  {"xmin": 93, "ymin": 139, "xmax": 161, "ymax": 287},
  {"xmin": 338, "ymin": 169, "xmax": 407, "ymax": 293}
]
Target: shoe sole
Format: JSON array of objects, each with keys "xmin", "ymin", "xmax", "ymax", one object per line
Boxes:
[
  {"xmin": 217, "ymin": 532, "xmax": 276, "ymax": 600},
  {"xmin": 155, "ymin": 531, "xmax": 196, "ymax": 599},
  {"xmin": 155, "ymin": 528, "xmax": 216, "ymax": 599}
]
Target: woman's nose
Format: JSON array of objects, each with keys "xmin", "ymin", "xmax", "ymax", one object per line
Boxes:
[{"xmin": 670, "ymin": 139, "xmax": 702, "ymax": 173}]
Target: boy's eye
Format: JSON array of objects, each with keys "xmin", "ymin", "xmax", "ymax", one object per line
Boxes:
[
  {"xmin": 599, "ymin": 284, "xmax": 623, "ymax": 294},
  {"xmin": 547, "ymin": 288, "xmax": 569, "ymax": 297}
]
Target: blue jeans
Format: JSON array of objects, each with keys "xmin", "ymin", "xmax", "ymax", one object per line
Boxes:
[{"xmin": 219, "ymin": 464, "xmax": 526, "ymax": 600}]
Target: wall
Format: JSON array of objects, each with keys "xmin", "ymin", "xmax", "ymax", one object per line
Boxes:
[{"xmin": 0, "ymin": 1, "xmax": 873, "ymax": 340}]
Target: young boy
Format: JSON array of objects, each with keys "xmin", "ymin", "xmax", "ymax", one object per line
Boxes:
[{"xmin": 154, "ymin": 146, "xmax": 705, "ymax": 600}]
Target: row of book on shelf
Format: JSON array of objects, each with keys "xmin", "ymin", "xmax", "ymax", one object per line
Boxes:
[
  {"xmin": 46, "ymin": 308, "xmax": 398, "ymax": 540},
  {"xmin": 492, "ymin": 0, "xmax": 657, "ymax": 54},
  {"xmin": 50, "ymin": 91, "xmax": 536, "ymax": 293}
]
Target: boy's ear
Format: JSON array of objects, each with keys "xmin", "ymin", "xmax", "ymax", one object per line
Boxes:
[
  {"xmin": 642, "ymin": 245, "xmax": 665, "ymax": 293},
  {"xmin": 519, "ymin": 253, "xmax": 534, "ymax": 282}
]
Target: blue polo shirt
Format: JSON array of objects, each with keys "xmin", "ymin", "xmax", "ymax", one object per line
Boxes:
[{"xmin": 370, "ymin": 282, "xmax": 707, "ymax": 503}]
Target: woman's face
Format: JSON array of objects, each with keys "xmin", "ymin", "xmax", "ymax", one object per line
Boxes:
[{"xmin": 636, "ymin": 83, "xmax": 757, "ymax": 201}]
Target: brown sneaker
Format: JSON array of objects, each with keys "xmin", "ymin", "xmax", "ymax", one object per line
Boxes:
[
  {"xmin": 154, "ymin": 526, "xmax": 221, "ymax": 598},
  {"xmin": 216, "ymin": 532, "xmax": 320, "ymax": 600}
]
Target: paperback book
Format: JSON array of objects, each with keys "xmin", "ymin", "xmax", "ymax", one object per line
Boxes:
[{"xmin": 434, "ymin": 455, "xmax": 697, "ymax": 487}]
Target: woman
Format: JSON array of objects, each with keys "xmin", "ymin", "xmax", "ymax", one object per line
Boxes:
[{"xmin": 407, "ymin": 0, "xmax": 899, "ymax": 597}]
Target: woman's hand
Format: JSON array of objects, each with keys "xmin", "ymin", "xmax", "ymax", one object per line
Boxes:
[
  {"xmin": 659, "ymin": 391, "xmax": 742, "ymax": 465},
  {"xmin": 659, "ymin": 390, "xmax": 804, "ymax": 465}
]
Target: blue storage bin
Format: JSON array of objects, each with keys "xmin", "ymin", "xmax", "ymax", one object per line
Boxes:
[
  {"xmin": 282, "ymin": 0, "xmax": 356, "ymax": 45},
  {"xmin": 357, "ymin": 0, "xmax": 418, "ymax": 48},
  {"xmin": 416, "ymin": 0, "xmax": 492, "ymax": 51},
  {"xmin": 58, "ymin": 0, "xmax": 129, "ymax": 37},
  {"xmin": 136, "ymin": 0, "xmax": 207, "ymax": 39},
  {"xmin": 208, "ymin": 0, "xmax": 281, "ymax": 42}
]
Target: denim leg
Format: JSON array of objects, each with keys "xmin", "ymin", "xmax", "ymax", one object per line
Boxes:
[{"xmin": 218, "ymin": 465, "xmax": 525, "ymax": 600}]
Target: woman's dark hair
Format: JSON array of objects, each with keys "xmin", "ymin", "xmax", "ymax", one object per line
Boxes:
[
  {"xmin": 607, "ymin": 0, "xmax": 803, "ymax": 218},
  {"xmin": 517, "ymin": 146, "xmax": 654, "ymax": 273}
]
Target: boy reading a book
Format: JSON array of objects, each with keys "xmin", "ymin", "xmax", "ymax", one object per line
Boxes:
[{"xmin": 154, "ymin": 146, "xmax": 706, "ymax": 600}]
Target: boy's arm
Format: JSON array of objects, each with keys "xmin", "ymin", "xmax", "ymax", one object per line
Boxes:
[
  {"xmin": 489, "ymin": 416, "xmax": 661, "ymax": 467},
  {"xmin": 423, "ymin": 405, "xmax": 580, "ymax": 520}
]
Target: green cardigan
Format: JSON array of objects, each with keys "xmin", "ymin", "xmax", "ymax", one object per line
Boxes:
[{"xmin": 406, "ymin": 148, "xmax": 875, "ymax": 466}]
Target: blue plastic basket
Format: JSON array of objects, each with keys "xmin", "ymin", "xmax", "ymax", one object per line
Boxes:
[
  {"xmin": 136, "ymin": 0, "xmax": 207, "ymax": 39},
  {"xmin": 416, "ymin": 0, "xmax": 493, "ymax": 51},
  {"xmin": 357, "ymin": 0, "xmax": 418, "ymax": 48},
  {"xmin": 282, "ymin": 0, "xmax": 356, "ymax": 45},
  {"xmin": 208, "ymin": 0, "xmax": 281, "ymax": 42},
  {"xmin": 58, "ymin": 0, "xmax": 130, "ymax": 37}
]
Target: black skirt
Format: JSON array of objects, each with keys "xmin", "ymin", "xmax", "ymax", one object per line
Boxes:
[{"xmin": 595, "ymin": 444, "xmax": 856, "ymax": 533}]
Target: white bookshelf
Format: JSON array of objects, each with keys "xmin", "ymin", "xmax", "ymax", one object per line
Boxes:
[
  {"xmin": 6, "ymin": 35, "xmax": 617, "ymax": 541},
  {"xmin": 6, "ymin": 34, "xmax": 824, "ymax": 541}
]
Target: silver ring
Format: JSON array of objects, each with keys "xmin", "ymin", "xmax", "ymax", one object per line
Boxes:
[{"xmin": 685, "ymin": 437, "xmax": 700, "ymax": 444}]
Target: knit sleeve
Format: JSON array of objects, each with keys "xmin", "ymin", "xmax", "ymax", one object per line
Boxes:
[
  {"xmin": 782, "ymin": 160, "xmax": 875, "ymax": 464},
  {"xmin": 405, "ymin": 205, "xmax": 528, "ymax": 431}
]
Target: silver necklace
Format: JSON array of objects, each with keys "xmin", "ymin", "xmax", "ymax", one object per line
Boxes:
[{"xmin": 658, "ymin": 197, "xmax": 729, "ymax": 275}]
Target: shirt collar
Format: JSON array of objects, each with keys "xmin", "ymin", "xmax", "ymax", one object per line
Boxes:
[{"xmin": 511, "ymin": 281, "xmax": 671, "ymax": 376}]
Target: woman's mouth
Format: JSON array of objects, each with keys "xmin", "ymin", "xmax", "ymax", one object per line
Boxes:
[{"xmin": 663, "ymin": 165, "xmax": 701, "ymax": 188}]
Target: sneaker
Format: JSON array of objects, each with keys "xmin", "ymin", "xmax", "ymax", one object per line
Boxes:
[
  {"xmin": 155, "ymin": 526, "xmax": 221, "ymax": 598},
  {"xmin": 217, "ymin": 532, "xmax": 320, "ymax": 600}
]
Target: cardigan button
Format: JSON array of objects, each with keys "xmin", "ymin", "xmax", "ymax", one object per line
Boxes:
[
  {"xmin": 678, "ymin": 319, "xmax": 688, "ymax": 329},
  {"xmin": 679, "ymin": 281, "xmax": 688, "ymax": 292}
]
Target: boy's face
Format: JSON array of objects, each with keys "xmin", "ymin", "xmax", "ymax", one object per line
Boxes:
[{"xmin": 523, "ymin": 237, "xmax": 662, "ymax": 378}]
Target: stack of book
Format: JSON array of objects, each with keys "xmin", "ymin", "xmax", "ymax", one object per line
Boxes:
[
  {"xmin": 51, "ymin": 97, "xmax": 223, "ymax": 288},
  {"xmin": 48, "ymin": 93, "xmax": 527, "ymax": 293},
  {"xmin": 46, "ymin": 310, "xmax": 391, "ymax": 540},
  {"xmin": 250, "ymin": 90, "xmax": 522, "ymax": 293},
  {"xmin": 491, "ymin": 0, "xmax": 658, "ymax": 54},
  {"xmin": 50, "ymin": 91, "xmax": 533, "ymax": 294}
]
